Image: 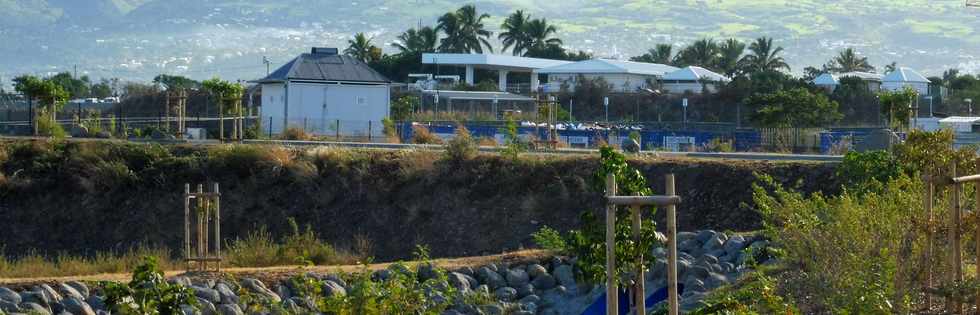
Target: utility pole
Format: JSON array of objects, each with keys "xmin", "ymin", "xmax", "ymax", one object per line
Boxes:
[{"xmin": 263, "ymin": 57, "xmax": 271, "ymax": 76}]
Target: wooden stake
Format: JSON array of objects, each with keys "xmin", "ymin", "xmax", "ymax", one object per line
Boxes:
[
  {"xmin": 213, "ymin": 182, "xmax": 221, "ymax": 271},
  {"xmin": 606, "ymin": 173, "xmax": 618, "ymax": 315},
  {"xmin": 632, "ymin": 202, "xmax": 645, "ymax": 315},
  {"xmin": 666, "ymin": 174, "xmax": 678, "ymax": 315},
  {"xmin": 949, "ymin": 163, "xmax": 962, "ymax": 314},
  {"xmin": 925, "ymin": 174, "xmax": 934, "ymax": 311},
  {"xmin": 184, "ymin": 183, "xmax": 190, "ymax": 270},
  {"xmin": 975, "ymin": 158, "xmax": 980, "ymax": 313}
]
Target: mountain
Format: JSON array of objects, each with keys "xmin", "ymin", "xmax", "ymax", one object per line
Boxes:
[{"xmin": 1, "ymin": 0, "xmax": 978, "ymax": 85}]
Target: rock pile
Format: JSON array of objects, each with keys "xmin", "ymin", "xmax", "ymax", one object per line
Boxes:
[{"xmin": 0, "ymin": 230, "xmax": 770, "ymax": 315}]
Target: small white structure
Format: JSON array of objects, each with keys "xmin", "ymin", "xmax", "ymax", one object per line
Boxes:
[
  {"xmin": 421, "ymin": 53, "xmax": 571, "ymax": 93},
  {"xmin": 939, "ymin": 116, "xmax": 980, "ymax": 133},
  {"xmin": 882, "ymin": 67, "xmax": 930, "ymax": 95},
  {"xmin": 255, "ymin": 47, "xmax": 391, "ymax": 136},
  {"xmin": 538, "ymin": 59, "xmax": 678, "ymax": 93},
  {"xmin": 812, "ymin": 72, "xmax": 883, "ymax": 93},
  {"xmin": 661, "ymin": 66, "xmax": 730, "ymax": 94}
]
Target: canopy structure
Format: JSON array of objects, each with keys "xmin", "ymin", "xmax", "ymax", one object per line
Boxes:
[
  {"xmin": 662, "ymin": 66, "xmax": 730, "ymax": 82},
  {"xmin": 538, "ymin": 59, "xmax": 678, "ymax": 76},
  {"xmin": 421, "ymin": 53, "xmax": 572, "ymax": 91}
]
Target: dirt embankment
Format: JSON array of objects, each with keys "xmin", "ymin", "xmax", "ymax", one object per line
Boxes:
[{"xmin": 0, "ymin": 140, "xmax": 839, "ymax": 261}]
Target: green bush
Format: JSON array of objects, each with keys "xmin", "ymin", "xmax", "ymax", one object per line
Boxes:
[
  {"xmin": 500, "ymin": 118, "xmax": 526, "ymax": 159},
  {"xmin": 531, "ymin": 226, "xmax": 568, "ymax": 253},
  {"xmin": 102, "ymin": 256, "xmax": 196, "ymax": 314},
  {"xmin": 836, "ymin": 150, "xmax": 902, "ymax": 192}
]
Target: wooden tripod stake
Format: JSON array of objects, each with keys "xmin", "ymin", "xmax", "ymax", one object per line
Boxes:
[
  {"xmin": 605, "ymin": 173, "xmax": 681, "ymax": 315},
  {"xmin": 184, "ymin": 182, "xmax": 222, "ymax": 271}
]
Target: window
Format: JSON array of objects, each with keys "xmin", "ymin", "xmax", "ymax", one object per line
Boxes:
[{"xmin": 356, "ymin": 96, "xmax": 367, "ymax": 105}]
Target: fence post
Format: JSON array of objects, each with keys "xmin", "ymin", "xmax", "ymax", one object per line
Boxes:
[
  {"xmin": 605, "ymin": 173, "xmax": 618, "ymax": 315},
  {"xmin": 666, "ymin": 174, "xmax": 679, "ymax": 315},
  {"xmin": 949, "ymin": 163, "xmax": 962, "ymax": 314},
  {"xmin": 975, "ymin": 158, "xmax": 980, "ymax": 313},
  {"xmin": 368, "ymin": 120, "xmax": 373, "ymax": 142},
  {"xmin": 924, "ymin": 174, "xmax": 934, "ymax": 310},
  {"xmin": 631, "ymin": 198, "xmax": 645, "ymax": 315},
  {"xmin": 268, "ymin": 116, "xmax": 273, "ymax": 139},
  {"xmin": 336, "ymin": 119, "xmax": 341, "ymax": 140}
]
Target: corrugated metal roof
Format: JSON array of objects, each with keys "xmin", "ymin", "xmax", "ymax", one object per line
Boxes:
[
  {"xmin": 883, "ymin": 67, "xmax": 929, "ymax": 83},
  {"xmin": 538, "ymin": 59, "xmax": 678, "ymax": 76},
  {"xmin": 813, "ymin": 73, "xmax": 838, "ymax": 85},
  {"xmin": 254, "ymin": 50, "xmax": 390, "ymax": 83},
  {"xmin": 662, "ymin": 66, "xmax": 730, "ymax": 82}
]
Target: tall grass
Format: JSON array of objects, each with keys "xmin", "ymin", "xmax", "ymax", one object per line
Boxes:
[
  {"xmin": 0, "ymin": 246, "xmax": 176, "ymax": 279},
  {"xmin": 225, "ymin": 218, "xmax": 363, "ymax": 268}
]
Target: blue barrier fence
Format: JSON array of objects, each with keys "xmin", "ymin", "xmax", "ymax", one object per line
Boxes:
[{"xmin": 399, "ymin": 122, "xmax": 885, "ymax": 154}]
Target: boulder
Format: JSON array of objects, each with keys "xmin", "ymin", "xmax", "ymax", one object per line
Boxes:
[
  {"xmin": 69, "ymin": 126, "xmax": 89, "ymax": 138},
  {"xmin": 700, "ymin": 254, "xmax": 719, "ymax": 265},
  {"xmin": 475, "ymin": 285, "xmax": 490, "ymax": 295},
  {"xmin": 531, "ymin": 274, "xmax": 556, "ymax": 290},
  {"xmin": 21, "ymin": 291, "xmax": 49, "ymax": 308},
  {"xmin": 57, "ymin": 283, "xmax": 85, "ymax": 301},
  {"xmin": 457, "ymin": 266, "xmax": 475, "ymax": 277},
  {"xmin": 479, "ymin": 304, "xmax": 504, "ymax": 315},
  {"xmin": 651, "ymin": 247, "xmax": 667, "ymax": 259},
  {"xmin": 701, "ymin": 234, "xmax": 725, "ymax": 252},
  {"xmin": 477, "ymin": 267, "xmax": 507, "ymax": 290},
  {"xmin": 705, "ymin": 273, "xmax": 729, "ymax": 289},
  {"xmin": 518, "ymin": 294, "xmax": 540, "ymax": 305},
  {"xmin": 36, "ymin": 285, "xmax": 63, "ymax": 304},
  {"xmin": 526, "ymin": 264, "xmax": 548, "ymax": 279},
  {"xmin": 447, "ymin": 272, "xmax": 472, "ymax": 292},
  {"xmin": 65, "ymin": 282, "xmax": 90, "ymax": 299},
  {"xmin": 192, "ymin": 286, "xmax": 221, "ymax": 304},
  {"xmin": 241, "ymin": 278, "xmax": 280, "ymax": 303},
  {"xmin": 371, "ymin": 269, "xmax": 391, "ymax": 282},
  {"xmin": 322, "ymin": 280, "xmax": 346, "ymax": 297},
  {"xmin": 214, "ymin": 283, "xmax": 239, "ymax": 305},
  {"xmin": 683, "ymin": 277, "xmax": 705, "ymax": 293},
  {"xmin": 19, "ymin": 302, "xmax": 50, "ymax": 315},
  {"xmin": 0, "ymin": 300, "xmax": 19, "ymax": 313},
  {"xmin": 0, "ymin": 287, "xmax": 21, "ymax": 304},
  {"xmin": 515, "ymin": 283, "xmax": 534, "ymax": 298},
  {"xmin": 417, "ymin": 263, "xmax": 438, "ymax": 281},
  {"xmin": 274, "ymin": 284, "xmax": 291, "ymax": 300},
  {"xmin": 505, "ymin": 268, "xmax": 530, "ymax": 287},
  {"xmin": 494, "ymin": 287, "xmax": 518, "ymax": 302},
  {"xmin": 688, "ymin": 265, "xmax": 711, "ymax": 280},
  {"xmin": 463, "ymin": 274, "xmax": 479, "ymax": 290},
  {"xmin": 195, "ymin": 297, "xmax": 217, "ymax": 315},
  {"xmin": 61, "ymin": 297, "xmax": 95, "ymax": 315},
  {"xmin": 552, "ymin": 265, "xmax": 576, "ymax": 288},
  {"xmin": 677, "ymin": 231, "xmax": 697, "ymax": 242},
  {"xmin": 216, "ymin": 304, "xmax": 244, "ymax": 315},
  {"xmin": 723, "ymin": 235, "xmax": 747, "ymax": 255},
  {"xmin": 695, "ymin": 230, "xmax": 717, "ymax": 244},
  {"xmin": 171, "ymin": 277, "xmax": 193, "ymax": 288}
]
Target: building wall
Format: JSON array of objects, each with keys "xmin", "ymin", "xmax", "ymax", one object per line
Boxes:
[
  {"xmin": 882, "ymin": 82, "xmax": 929, "ymax": 95},
  {"xmin": 662, "ymin": 81, "xmax": 723, "ymax": 94},
  {"xmin": 261, "ymin": 82, "xmax": 389, "ymax": 136},
  {"xmin": 547, "ymin": 73, "xmax": 657, "ymax": 92}
]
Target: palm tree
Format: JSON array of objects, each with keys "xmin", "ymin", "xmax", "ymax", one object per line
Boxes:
[
  {"xmin": 438, "ymin": 5, "xmax": 493, "ymax": 53},
  {"xmin": 392, "ymin": 26, "xmax": 439, "ymax": 55},
  {"xmin": 675, "ymin": 38, "xmax": 719, "ymax": 69},
  {"xmin": 826, "ymin": 48, "xmax": 874, "ymax": 73},
  {"xmin": 523, "ymin": 18, "xmax": 562, "ymax": 53},
  {"xmin": 631, "ymin": 44, "xmax": 674, "ymax": 64},
  {"xmin": 943, "ymin": 68, "xmax": 960, "ymax": 86},
  {"xmin": 717, "ymin": 38, "xmax": 745, "ymax": 76},
  {"xmin": 884, "ymin": 62, "xmax": 898, "ymax": 73},
  {"xmin": 499, "ymin": 10, "xmax": 531, "ymax": 55},
  {"xmin": 345, "ymin": 33, "xmax": 378, "ymax": 62},
  {"xmin": 739, "ymin": 37, "xmax": 790, "ymax": 74}
]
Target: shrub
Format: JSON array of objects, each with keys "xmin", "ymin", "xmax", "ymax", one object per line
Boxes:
[
  {"xmin": 531, "ymin": 226, "xmax": 567, "ymax": 253},
  {"xmin": 282, "ymin": 126, "xmax": 310, "ymax": 141},
  {"xmin": 444, "ymin": 125, "xmax": 478, "ymax": 160},
  {"xmin": 103, "ymin": 256, "xmax": 196, "ymax": 314},
  {"xmin": 36, "ymin": 108, "xmax": 66, "ymax": 138},
  {"xmin": 836, "ymin": 150, "xmax": 902, "ymax": 192},
  {"xmin": 500, "ymin": 118, "xmax": 526, "ymax": 159},
  {"xmin": 704, "ymin": 137, "xmax": 734, "ymax": 152},
  {"xmin": 411, "ymin": 125, "xmax": 442, "ymax": 144},
  {"xmin": 225, "ymin": 218, "xmax": 355, "ymax": 267},
  {"xmin": 382, "ymin": 118, "xmax": 399, "ymax": 143}
]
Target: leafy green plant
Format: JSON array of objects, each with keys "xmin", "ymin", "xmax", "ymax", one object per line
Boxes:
[
  {"xmin": 687, "ymin": 271, "xmax": 800, "ymax": 315},
  {"xmin": 531, "ymin": 226, "xmax": 568, "ymax": 253},
  {"xmin": 836, "ymin": 150, "xmax": 902, "ymax": 193},
  {"xmin": 102, "ymin": 256, "xmax": 196, "ymax": 315},
  {"xmin": 500, "ymin": 118, "xmax": 526, "ymax": 159}
]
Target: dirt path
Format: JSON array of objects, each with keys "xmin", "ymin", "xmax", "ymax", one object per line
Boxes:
[{"xmin": 0, "ymin": 250, "xmax": 552, "ymax": 287}]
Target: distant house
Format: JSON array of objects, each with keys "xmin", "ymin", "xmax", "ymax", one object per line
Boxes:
[
  {"xmin": 812, "ymin": 71, "xmax": 883, "ymax": 93},
  {"xmin": 661, "ymin": 66, "xmax": 730, "ymax": 94},
  {"xmin": 882, "ymin": 67, "xmax": 930, "ymax": 95},
  {"xmin": 254, "ymin": 47, "xmax": 391, "ymax": 136},
  {"xmin": 538, "ymin": 59, "xmax": 678, "ymax": 93}
]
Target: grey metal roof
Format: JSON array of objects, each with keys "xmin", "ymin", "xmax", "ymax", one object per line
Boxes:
[
  {"xmin": 422, "ymin": 90, "xmax": 535, "ymax": 101},
  {"xmin": 254, "ymin": 50, "xmax": 390, "ymax": 83}
]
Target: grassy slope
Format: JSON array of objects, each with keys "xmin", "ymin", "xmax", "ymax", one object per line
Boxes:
[{"xmin": 0, "ymin": 140, "xmax": 838, "ymax": 261}]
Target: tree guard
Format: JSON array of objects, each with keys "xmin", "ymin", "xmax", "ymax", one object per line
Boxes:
[{"xmin": 184, "ymin": 183, "xmax": 222, "ymax": 271}]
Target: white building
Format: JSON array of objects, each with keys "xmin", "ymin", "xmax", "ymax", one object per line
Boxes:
[
  {"xmin": 254, "ymin": 47, "xmax": 391, "ymax": 136},
  {"xmin": 421, "ymin": 53, "xmax": 572, "ymax": 94},
  {"xmin": 661, "ymin": 66, "xmax": 730, "ymax": 94},
  {"xmin": 812, "ymin": 72, "xmax": 883, "ymax": 93},
  {"xmin": 538, "ymin": 59, "xmax": 679, "ymax": 93},
  {"xmin": 882, "ymin": 67, "xmax": 930, "ymax": 95}
]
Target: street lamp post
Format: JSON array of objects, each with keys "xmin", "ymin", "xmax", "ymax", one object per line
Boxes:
[
  {"xmin": 604, "ymin": 96, "xmax": 610, "ymax": 124},
  {"xmin": 682, "ymin": 98, "xmax": 688, "ymax": 128},
  {"xmin": 967, "ymin": 98, "xmax": 974, "ymax": 116}
]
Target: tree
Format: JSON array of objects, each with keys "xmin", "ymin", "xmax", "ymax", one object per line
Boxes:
[
  {"xmin": 524, "ymin": 18, "xmax": 562, "ymax": 54},
  {"xmin": 345, "ymin": 33, "xmax": 381, "ymax": 63},
  {"xmin": 153, "ymin": 74, "xmax": 200, "ymax": 90},
  {"xmin": 802, "ymin": 66, "xmax": 824, "ymax": 82},
  {"xmin": 49, "ymin": 72, "xmax": 90, "ymax": 99},
  {"xmin": 747, "ymin": 87, "xmax": 842, "ymax": 127},
  {"xmin": 826, "ymin": 48, "xmax": 874, "ymax": 73},
  {"xmin": 437, "ymin": 5, "xmax": 493, "ymax": 53},
  {"xmin": 675, "ymin": 38, "xmax": 719, "ymax": 69},
  {"xmin": 943, "ymin": 69, "xmax": 960, "ymax": 87},
  {"xmin": 91, "ymin": 79, "xmax": 114, "ymax": 98},
  {"xmin": 392, "ymin": 26, "xmax": 438, "ymax": 55},
  {"xmin": 878, "ymin": 87, "xmax": 919, "ymax": 129},
  {"xmin": 717, "ymin": 38, "xmax": 745, "ymax": 77},
  {"xmin": 831, "ymin": 76, "xmax": 879, "ymax": 125},
  {"xmin": 14, "ymin": 75, "xmax": 69, "ymax": 136},
  {"xmin": 739, "ymin": 37, "xmax": 790, "ymax": 74},
  {"xmin": 499, "ymin": 10, "xmax": 531, "ymax": 55},
  {"xmin": 630, "ymin": 44, "xmax": 673, "ymax": 65},
  {"xmin": 884, "ymin": 62, "xmax": 898, "ymax": 74}
]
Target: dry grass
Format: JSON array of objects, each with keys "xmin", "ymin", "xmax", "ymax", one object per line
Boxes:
[
  {"xmin": 224, "ymin": 220, "xmax": 364, "ymax": 268},
  {"xmin": 411, "ymin": 125, "xmax": 443, "ymax": 144},
  {"xmin": 281, "ymin": 126, "xmax": 311, "ymax": 141},
  {"xmin": 0, "ymin": 246, "xmax": 177, "ymax": 279}
]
